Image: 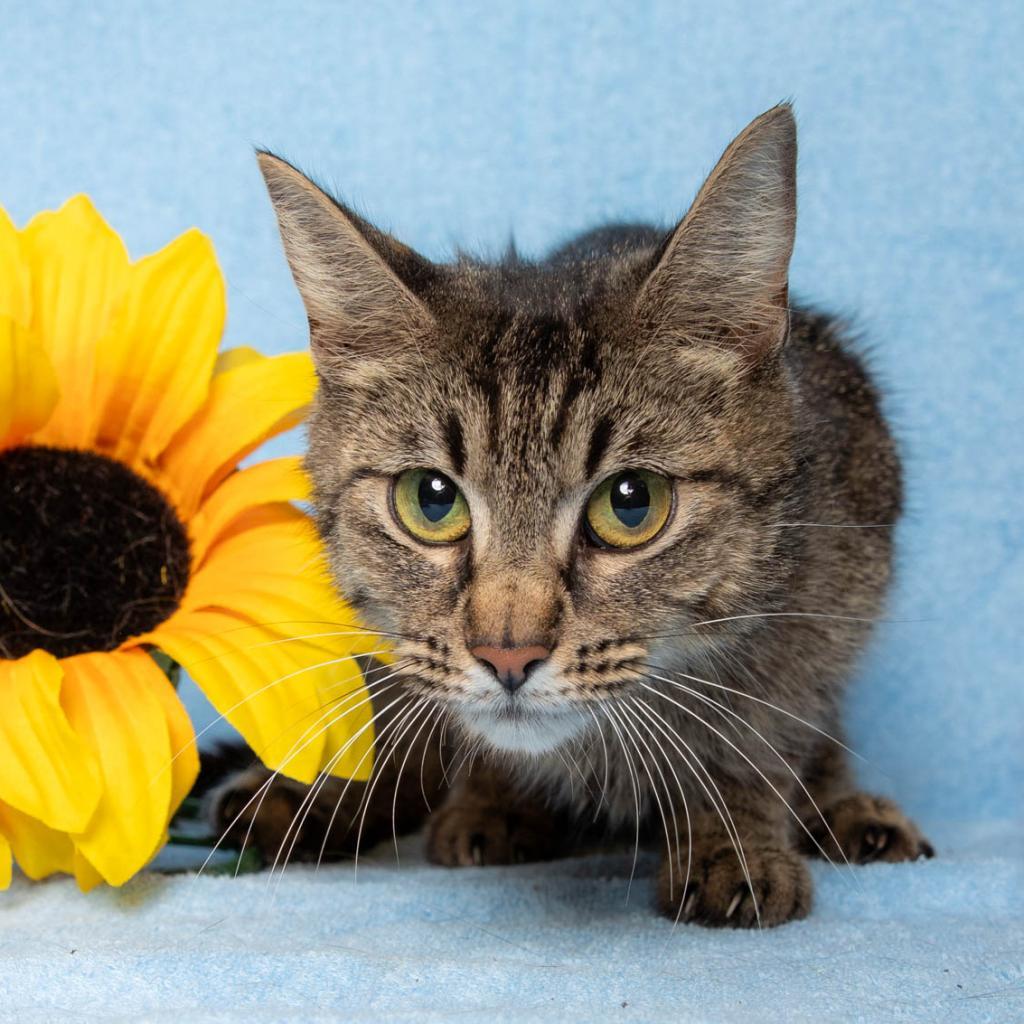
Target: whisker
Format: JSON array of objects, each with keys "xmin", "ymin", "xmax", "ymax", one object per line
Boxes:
[
  {"xmin": 301, "ymin": 686, "xmax": 427, "ymax": 875},
  {"xmin": 231, "ymin": 656, "xmax": 409, "ymax": 766},
  {"xmin": 773, "ymin": 521, "xmax": 893, "ymax": 529},
  {"xmin": 622, "ymin": 696, "xmax": 692, "ymax": 931},
  {"xmin": 583, "ymin": 703, "xmax": 612, "ymax": 822},
  {"xmin": 629, "ymin": 609, "xmax": 928, "ymax": 644},
  {"xmin": 389, "ymin": 700, "xmax": 439, "ymax": 862},
  {"xmin": 642, "ymin": 668, "xmax": 854, "ymax": 878},
  {"xmin": 181, "ymin": 631, "xmax": 398, "ymax": 672},
  {"xmin": 641, "ymin": 661, "xmax": 865, "ymax": 762},
  {"xmin": 178, "ymin": 617, "xmax": 421, "ymax": 648},
  {"xmin": 437, "ymin": 713, "xmax": 453, "ymax": 787},
  {"xmin": 596, "ymin": 704, "xmax": 643, "ymax": 900},
  {"xmin": 418, "ymin": 706, "xmax": 448, "ymax": 812},
  {"xmin": 553, "ymin": 742, "xmax": 592, "ymax": 804},
  {"xmin": 249, "ymin": 670, "xmax": 413, "ymax": 877},
  {"xmin": 565, "ymin": 705, "xmax": 604, "ymax": 805},
  {"xmin": 195, "ymin": 670, "xmax": 407, "ymax": 880},
  {"xmin": 608, "ymin": 701, "xmax": 679, "ymax": 899},
  {"xmin": 312, "ymin": 690, "xmax": 424, "ymax": 873},
  {"xmin": 162, "ymin": 647, "xmax": 400, "ymax": 782},
  {"xmin": 253, "ymin": 668, "xmax": 414, "ymax": 879},
  {"xmin": 222, "ymin": 678, "xmax": 400, "ymax": 867},
  {"xmin": 171, "ymin": 657, "xmax": 406, "ymax": 845},
  {"xmin": 177, "ymin": 630, "xmax": 394, "ymax": 669},
  {"xmin": 630, "ymin": 696, "xmax": 758, "ymax": 927},
  {"xmin": 352, "ymin": 697, "xmax": 431, "ymax": 880},
  {"xmin": 638, "ymin": 678, "xmax": 845, "ymax": 876},
  {"xmin": 448, "ymin": 732, "xmax": 483, "ymax": 782}
]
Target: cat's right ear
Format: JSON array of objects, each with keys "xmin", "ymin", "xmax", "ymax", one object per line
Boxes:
[
  {"xmin": 634, "ymin": 104, "xmax": 796, "ymax": 365},
  {"xmin": 257, "ymin": 152, "xmax": 435, "ymax": 374}
]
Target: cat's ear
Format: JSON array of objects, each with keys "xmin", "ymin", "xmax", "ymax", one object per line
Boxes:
[
  {"xmin": 257, "ymin": 152, "xmax": 435, "ymax": 374},
  {"xmin": 636, "ymin": 104, "xmax": 796, "ymax": 363}
]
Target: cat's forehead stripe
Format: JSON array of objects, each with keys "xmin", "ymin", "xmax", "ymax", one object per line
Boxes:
[
  {"xmin": 444, "ymin": 411, "xmax": 466, "ymax": 477},
  {"xmin": 547, "ymin": 325, "xmax": 602, "ymax": 449},
  {"xmin": 585, "ymin": 414, "xmax": 614, "ymax": 480}
]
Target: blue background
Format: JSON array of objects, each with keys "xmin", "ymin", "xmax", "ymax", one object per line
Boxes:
[{"xmin": 2, "ymin": 0, "xmax": 1021, "ymax": 826}]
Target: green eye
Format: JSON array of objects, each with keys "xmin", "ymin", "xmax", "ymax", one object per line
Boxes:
[
  {"xmin": 585, "ymin": 470, "xmax": 673, "ymax": 549},
  {"xmin": 392, "ymin": 469, "xmax": 471, "ymax": 544}
]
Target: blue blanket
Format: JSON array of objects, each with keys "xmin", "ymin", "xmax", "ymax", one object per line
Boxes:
[
  {"xmin": 1, "ymin": 824, "xmax": 1021, "ymax": 1022},
  {"xmin": 1, "ymin": 1, "xmax": 1021, "ymax": 1020}
]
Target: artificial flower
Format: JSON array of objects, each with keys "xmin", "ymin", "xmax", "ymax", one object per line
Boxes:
[{"xmin": 0, "ymin": 196, "xmax": 381, "ymax": 890}]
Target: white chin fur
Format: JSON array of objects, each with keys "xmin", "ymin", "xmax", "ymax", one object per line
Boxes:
[{"xmin": 459, "ymin": 707, "xmax": 584, "ymax": 755}]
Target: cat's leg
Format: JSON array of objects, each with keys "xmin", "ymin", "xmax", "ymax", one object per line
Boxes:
[
  {"xmin": 426, "ymin": 763, "xmax": 569, "ymax": 867},
  {"xmin": 206, "ymin": 689, "xmax": 448, "ymax": 866},
  {"xmin": 207, "ymin": 765, "xmax": 376, "ymax": 865},
  {"xmin": 796, "ymin": 738, "xmax": 934, "ymax": 864},
  {"xmin": 656, "ymin": 773, "xmax": 812, "ymax": 928}
]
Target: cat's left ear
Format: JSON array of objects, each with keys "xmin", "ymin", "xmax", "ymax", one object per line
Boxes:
[{"xmin": 636, "ymin": 104, "xmax": 796, "ymax": 363}]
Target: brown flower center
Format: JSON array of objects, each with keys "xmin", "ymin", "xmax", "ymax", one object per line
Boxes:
[{"xmin": 0, "ymin": 446, "xmax": 191, "ymax": 660}]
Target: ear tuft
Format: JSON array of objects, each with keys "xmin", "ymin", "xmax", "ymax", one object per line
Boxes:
[
  {"xmin": 636, "ymin": 104, "xmax": 797, "ymax": 362},
  {"xmin": 257, "ymin": 152, "xmax": 434, "ymax": 372}
]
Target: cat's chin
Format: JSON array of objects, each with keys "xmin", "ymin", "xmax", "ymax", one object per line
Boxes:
[{"xmin": 457, "ymin": 705, "xmax": 584, "ymax": 756}]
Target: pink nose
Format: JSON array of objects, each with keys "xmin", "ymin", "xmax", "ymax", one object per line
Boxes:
[{"xmin": 471, "ymin": 644, "xmax": 551, "ymax": 693}]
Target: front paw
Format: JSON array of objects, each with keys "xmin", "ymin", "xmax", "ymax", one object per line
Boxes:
[
  {"xmin": 208, "ymin": 767, "xmax": 308, "ymax": 865},
  {"xmin": 807, "ymin": 793, "xmax": 935, "ymax": 864},
  {"xmin": 657, "ymin": 839, "xmax": 812, "ymax": 928},
  {"xmin": 208, "ymin": 767, "xmax": 358, "ymax": 866},
  {"xmin": 426, "ymin": 801, "xmax": 559, "ymax": 867}
]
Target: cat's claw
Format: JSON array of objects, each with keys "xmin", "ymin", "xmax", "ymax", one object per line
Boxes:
[
  {"xmin": 725, "ymin": 889, "xmax": 744, "ymax": 919},
  {"xmin": 659, "ymin": 841, "xmax": 812, "ymax": 929}
]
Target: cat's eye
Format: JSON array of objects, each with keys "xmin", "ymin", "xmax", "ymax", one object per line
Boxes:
[
  {"xmin": 392, "ymin": 468, "xmax": 471, "ymax": 544},
  {"xmin": 584, "ymin": 470, "xmax": 673, "ymax": 549}
]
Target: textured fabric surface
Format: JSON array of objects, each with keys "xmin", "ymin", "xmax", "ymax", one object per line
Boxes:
[
  {"xmin": 0, "ymin": 824, "xmax": 1021, "ymax": 1024},
  {"xmin": 1, "ymin": 1, "xmax": 1021, "ymax": 1021}
]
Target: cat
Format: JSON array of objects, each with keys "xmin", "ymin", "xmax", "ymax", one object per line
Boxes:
[{"xmin": 209, "ymin": 104, "xmax": 933, "ymax": 928}]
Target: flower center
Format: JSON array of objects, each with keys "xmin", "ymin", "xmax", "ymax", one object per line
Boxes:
[{"xmin": 0, "ymin": 446, "xmax": 191, "ymax": 660}]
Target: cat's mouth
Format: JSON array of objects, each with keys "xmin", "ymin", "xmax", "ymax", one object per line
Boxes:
[{"xmin": 456, "ymin": 700, "xmax": 585, "ymax": 755}]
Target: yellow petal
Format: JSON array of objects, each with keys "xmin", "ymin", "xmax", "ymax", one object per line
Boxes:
[
  {"xmin": 181, "ymin": 505, "xmax": 381, "ymax": 651},
  {"xmin": 0, "ymin": 650, "xmax": 102, "ymax": 831},
  {"xmin": 59, "ymin": 650, "xmax": 174, "ymax": 886},
  {"xmin": 159, "ymin": 351, "xmax": 314, "ymax": 516},
  {"xmin": 0, "ymin": 831, "xmax": 10, "ymax": 889},
  {"xmin": 182, "ymin": 499, "xmax": 388, "ymax": 662},
  {"xmin": 214, "ymin": 345, "xmax": 263, "ymax": 374},
  {"xmin": 145, "ymin": 660, "xmax": 200, "ymax": 816},
  {"xmin": 0, "ymin": 800, "xmax": 75, "ymax": 881},
  {"xmin": 73, "ymin": 848, "xmax": 104, "ymax": 892},
  {"xmin": 20, "ymin": 195, "xmax": 131, "ymax": 447},
  {"xmin": 0, "ymin": 329, "xmax": 59, "ymax": 448},
  {"xmin": 0, "ymin": 207, "xmax": 57, "ymax": 446},
  {"xmin": 92, "ymin": 228, "xmax": 225, "ymax": 466},
  {"xmin": 152, "ymin": 502, "xmax": 381, "ymax": 784},
  {"xmin": 319, "ymin": 654, "xmax": 376, "ymax": 782},
  {"xmin": 148, "ymin": 610, "xmax": 332, "ymax": 783},
  {"xmin": 0, "ymin": 205, "xmax": 31, "ymax": 324},
  {"xmin": 189, "ymin": 456, "xmax": 310, "ymax": 565}
]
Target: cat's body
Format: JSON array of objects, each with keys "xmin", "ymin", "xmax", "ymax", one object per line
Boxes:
[{"xmin": 212, "ymin": 105, "xmax": 932, "ymax": 927}]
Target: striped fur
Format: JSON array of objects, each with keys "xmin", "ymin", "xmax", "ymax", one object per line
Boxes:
[{"xmin": 217, "ymin": 105, "xmax": 931, "ymax": 928}]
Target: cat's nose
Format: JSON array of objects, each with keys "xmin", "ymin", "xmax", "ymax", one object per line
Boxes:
[{"xmin": 471, "ymin": 644, "xmax": 551, "ymax": 693}]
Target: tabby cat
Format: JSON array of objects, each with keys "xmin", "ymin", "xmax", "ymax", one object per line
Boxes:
[{"xmin": 211, "ymin": 104, "xmax": 932, "ymax": 928}]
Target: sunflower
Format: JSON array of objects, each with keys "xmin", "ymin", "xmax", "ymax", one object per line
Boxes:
[{"xmin": 0, "ymin": 196, "xmax": 381, "ymax": 891}]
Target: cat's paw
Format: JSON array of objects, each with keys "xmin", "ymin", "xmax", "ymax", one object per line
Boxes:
[
  {"xmin": 657, "ymin": 839, "xmax": 812, "ymax": 928},
  {"xmin": 806, "ymin": 793, "xmax": 935, "ymax": 864},
  {"xmin": 425, "ymin": 801, "xmax": 559, "ymax": 867},
  {"xmin": 207, "ymin": 767, "xmax": 348, "ymax": 866}
]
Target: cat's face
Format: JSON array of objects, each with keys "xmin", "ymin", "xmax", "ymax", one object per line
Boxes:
[{"xmin": 260, "ymin": 105, "xmax": 799, "ymax": 755}]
